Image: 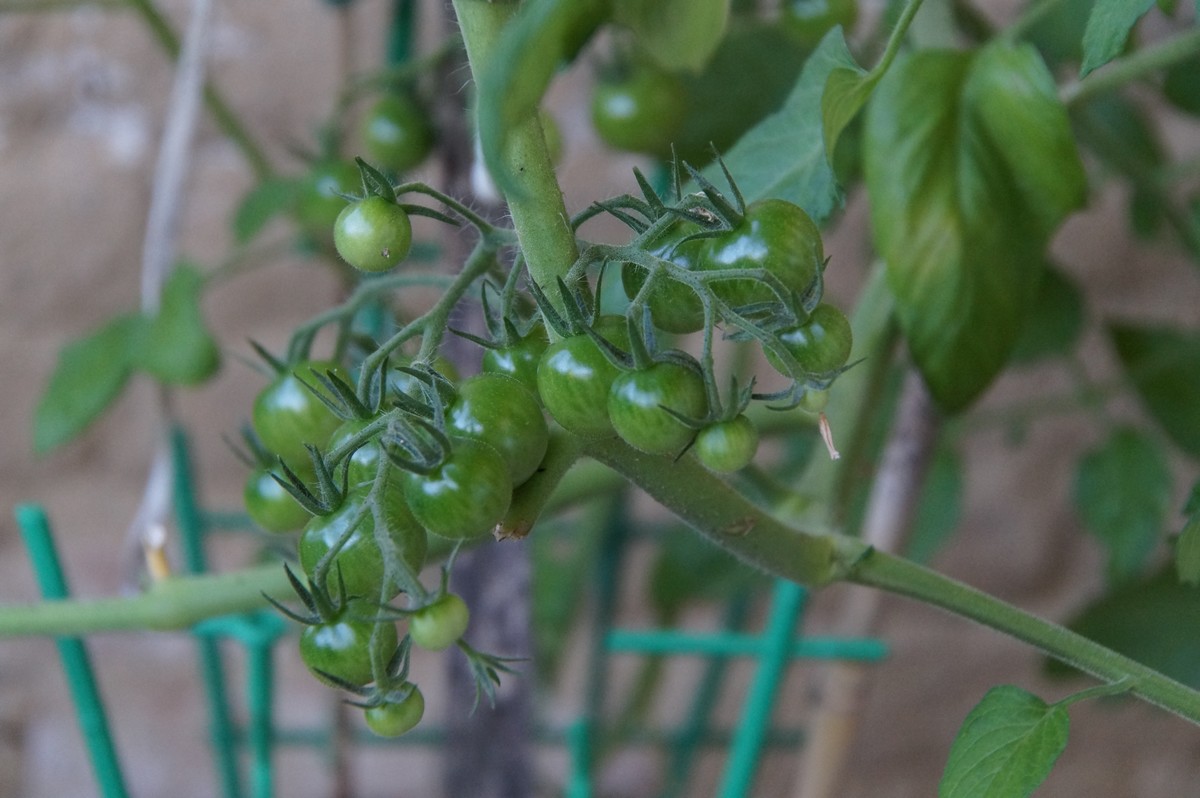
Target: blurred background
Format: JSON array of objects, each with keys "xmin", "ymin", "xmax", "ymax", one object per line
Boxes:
[{"xmin": 2, "ymin": 1, "xmax": 1199, "ymax": 796}]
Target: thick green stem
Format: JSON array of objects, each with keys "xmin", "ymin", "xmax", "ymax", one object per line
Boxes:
[
  {"xmin": 584, "ymin": 438, "xmax": 849, "ymax": 588},
  {"xmin": 452, "ymin": 0, "xmax": 578, "ymax": 302},
  {"xmin": 842, "ymin": 545, "xmax": 1200, "ymax": 726},
  {"xmin": 0, "ymin": 564, "xmax": 292, "ymax": 638}
]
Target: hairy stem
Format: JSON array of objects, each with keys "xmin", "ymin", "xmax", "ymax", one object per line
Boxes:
[{"xmin": 1062, "ymin": 26, "xmax": 1200, "ymax": 107}]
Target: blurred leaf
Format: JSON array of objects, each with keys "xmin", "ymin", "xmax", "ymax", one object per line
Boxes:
[
  {"xmin": 702, "ymin": 27, "xmax": 859, "ymax": 221},
  {"xmin": 1080, "ymin": 0, "xmax": 1155, "ymax": 77},
  {"xmin": 135, "ymin": 264, "xmax": 221, "ymax": 386},
  {"xmin": 939, "ymin": 685, "xmax": 1069, "ymax": 798},
  {"xmin": 1163, "ymin": 53, "xmax": 1200, "ymax": 116},
  {"xmin": 675, "ymin": 20, "xmax": 810, "ymax": 164},
  {"xmin": 1110, "ymin": 322, "xmax": 1200, "ymax": 459},
  {"xmin": 1071, "ymin": 93, "xmax": 1165, "ymax": 177},
  {"xmin": 821, "ymin": 55, "xmax": 874, "ymax": 163},
  {"xmin": 1024, "ymin": 0, "xmax": 1095, "ymax": 66},
  {"xmin": 233, "ymin": 177, "xmax": 297, "ymax": 244},
  {"xmin": 34, "ymin": 314, "xmax": 145, "ymax": 453},
  {"xmin": 865, "ymin": 42, "xmax": 1086, "ymax": 411},
  {"xmin": 649, "ymin": 528, "xmax": 762, "ymax": 618},
  {"xmin": 1074, "ymin": 426, "xmax": 1172, "ymax": 584},
  {"xmin": 1128, "ymin": 187, "xmax": 1166, "ymax": 239},
  {"xmin": 614, "ymin": 0, "xmax": 729, "ymax": 72},
  {"xmin": 906, "ymin": 448, "xmax": 964, "ymax": 565},
  {"xmin": 1048, "ymin": 568, "xmax": 1200, "ymax": 686},
  {"xmin": 531, "ymin": 515, "xmax": 605, "ymax": 683},
  {"xmin": 1175, "ymin": 513, "xmax": 1200, "ymax": 586},
  {"xmin": 1010, "ymin": 264, "xmax": 1086, "ymax": 364}
]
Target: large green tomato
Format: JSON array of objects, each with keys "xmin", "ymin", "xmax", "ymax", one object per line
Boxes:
[
  {"xmin": 536, "ymin": 316, "xmax": 629, "ymax": 439},
  {"xmin": 592, "ymin": 66, "xmax": 687, "ymax": 156},
  {"xmin": 402, "ymin": 437, "xmax": 512, "ymax": 540},
  {"xmin": 295, "ymin": 161, "xmax": 359, "ymax": 246},
  {"xmin": 446, "ymin": 374, "xmax": 549, "ymax": 486},
  {"xmin": 700, "ymin": 199, "xmax": 824, "ymax": 311},
  {"xmin": 622, "ymin": 225, "xmax": 707, "ymax": 334},
  {"xmin": 765, "ymin": 303, "xmax": 853, "ymax": 376},
  {"xmin": 362, "ymin": 94, "xmax": 434, "ymax": 174},
  {"xmin": 252, "ymin": 360, "xmax": 349, "ymax": 469},
  {"xmin": 607, "ymin": 362, "xmax": 708, "ymax": 456},
  {"xmin": 334, "ymin": 196, "xmax": 413, "ymax": 273},
  {"xmin": 244, "ymin": 468, "xmax": 311, "ymax": 533},
  {"xmin": 299, "ymin": 617, "xmax": 397, "ymax": 687},
  {"xmin": 408, "ymin": 593, "xmax": 470, "ymax": 652},
  {"xmin": 364, "ymin": 686, "xmax": 425, "ymax": 737}
]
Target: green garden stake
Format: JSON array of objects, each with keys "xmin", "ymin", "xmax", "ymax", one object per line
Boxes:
[
  {"xmin": 171, "ymin": 426, "xmax": 245, "ymax": 798},
  {"xmin": 14, "ymin": 504, "xmax": 131, "ymax": 798},
  {"xmin": 717, "ymin": 580, "xmax": 807, "ymax": 798},
  {"xmin": 387, "ymin": 0, "xmax": 416, "ymax": 66}
]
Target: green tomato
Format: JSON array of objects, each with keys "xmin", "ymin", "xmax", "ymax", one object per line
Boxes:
[
  {"xmin": 482, "ymin": 326, "xmax": 549, "ymax": 395},
  {"xmin": 299, "ymin": 489, "xmax": 427, "ymax": 602},
  {"xmin": 387, "ymin": 354, "xmax": 460, "ymax": 403},
  {"xmin": 447, "ymin": 374, "xmax": 549, "ymax": 486},
  {"xmin": 364, "ymin": 686, "xmax": 425, "ymax": 737},
  {"xmin": 765, "ymin": 303, "xmax": 853, "ymax": 376},
  {"xmin": 252, "ymin": 360, "xmax": 349, "ymax": 469},
  {"xmin": 694, "ymin": 415, "xmax": 760, "ymax": 473},
  {"xmin": 299, "ymin": 617, "xmax": 397, "ymax": 687},
  {"xmin": 402, "ymin": 437, "xmax": 512, "ymax": 540},
  {"xmin": 536, "ymin": 316, "xmax": 629, "ymax": 439},
  {"xmin": 607, "ymin": 361, "xmax": 708, "ymax": 456},
  {"xmin": 326, "ymin": 418, "xmax": 384, "ymax": 491},
  {"xmin": 591, "ymin": 65, "xmax": 687, "ymax": 156},
  {"xmin": 700, "ymin": 198, "xmax": 824, "ymax": 310},
  {"xmin": 408, "ymin": 593, "xmax": 470, "ymax": 652},
  {"xmin": 334, "ymin": 196, "xmax": 413, "ymax": 273},
  {"xmin": 295, "ymin": 161, "xmax": 359, "ymax": 246},
  {"xmin": 243, "ymin": 468, "xmax": 311, "ymax": 533},
  {"xmin": 363, "ymin": 94, "xmax": 434, "ymax": 174},
  {"xmin": 622, "ymin": 226, "xmax": 707, "ymax": 335}
]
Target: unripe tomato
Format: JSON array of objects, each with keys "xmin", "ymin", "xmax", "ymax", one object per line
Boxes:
[
  {"xmin": 765, "ymin": 303, "xmax": 853, "ymax": 376},
  {"xmin": 592, "ymin": 65, "xmax": 687, "ymax": 156},
  {"xmin": 364, "ymin": 686, "xmax": 425, "ymax": 737},
  {"xmin": 402, "ymin": 437, "xmax": 512, "ymax": 540},
  {"xmin": 299, "ymin": 617, "xmax": 397, "ymax": 687},
  {"xmin": 362, "ymin": 94, "xmax": 434, "ymax": 174},
  {"xmin": 334, "ymin": 196, "xmax": 413, "ymax": 273},
  {"xmin": 608, "ymin": 361, "xmax": 708, "ymax": 456},
  {"xmin": 408, "ymin": 593, "xmax": 470, "ymax": 652},
  {"xmin": 701, "ymin": 199, "xmax": 824, "ymax": 311},
  {"xmin": 482, "ymin": 325, "xmax": 549, "ymax": 395},
  {"xmin": 252, "ymin": 360, "xmax": 349, "ymax": 469},
  {"xmin": 447, "ymin": 374, "xmax": 549, "ymax": 486},
  {"xmin": 536, "ymin": 316, "xmax": 629, "ymax": 439},
  {"xmin": 622, "ymin": 226, "xmax": 706, "ymax": 335},
  {"xmin": 244, "ymin": 468, "xmax": 311, "ymax": 533},
  {"xmin": 299, "ymin": 489, "xmax": 428, "ymax": 602},
  {"xmin": 694, "ymin": 415, "xmax": 760, "ymax": 473}
]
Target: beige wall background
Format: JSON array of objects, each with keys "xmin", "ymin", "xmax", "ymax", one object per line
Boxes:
[{"xmin": 1, "ymin": 1, "xmax": 1199, "ymax": 796}]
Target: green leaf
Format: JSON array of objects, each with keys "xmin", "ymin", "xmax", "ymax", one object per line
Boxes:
[
  {"xmin": 613, "ymin": 0, "xmax": 729, "ymax": 73},
  {"xmin": 702, "ymin": 27, "xmax": 859, "ymax": 221},
  {"xmin": 1025, "ymin": 0, "xmax": 1095, "ymax": 66},
  {"xmin": 820, "ymin": 51, "xmax": 874, "ymax": 163},
  {"xmin": 939, "ymin": 685, "xmax": 1069, "ymax": 798},
  {"xmin": 905, "ymin": 447, "xmax": 964, "ymax": 565},
  {"xmin": 134, "ymin": 264, "xmax": 221, "ymax": 386},
  {"xmin": 1074, "ymin": 426, "xmax": 1172, "ymax": 584},
  {"xmin": 1110, "ymin": 322, "xmax": 1200, "ymax": 459},
  {"xmin": 233, "ymin": 177, "xmax": 297, "ymax": 244},
  {"xmin": 1080, "ymin": 0, "xmax": 1155, "ymax": 77},
  {"xmin": 476, "ymin": 0, "xmax": 610, "ymax": 197},
  {"xmin": 673, "ymin": 20, "xmax": 810, "ymax": 165},
  {"xmin": 1048, "ymin": 568, "xmax": 1200, "ymax": 686},
  {"xmin": 865, "ymin": 43, "xmax": 1086, "ymax": 411},
  {"xmin": 1009, "ymin": 264, "xmax": 1086, "ymax": 365},
  {"xmin": 34, "ymin": 314, "xmax": 145, "ymax": 453}
]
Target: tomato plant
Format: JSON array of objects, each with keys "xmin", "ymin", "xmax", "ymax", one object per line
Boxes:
[{"xmin": 244, "ymin": 467, "xmax": 311, "ymax": 533}]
